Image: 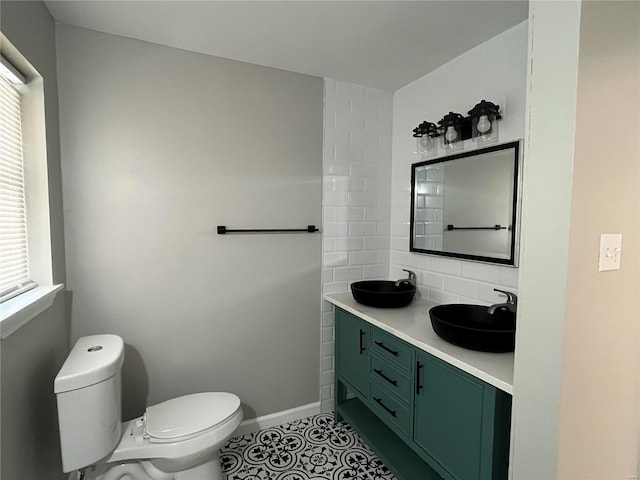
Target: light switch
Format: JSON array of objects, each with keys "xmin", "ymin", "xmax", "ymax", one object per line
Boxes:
[{"xmin": 598, "ymin": 233, "xmax": 622, "ymax": 272}]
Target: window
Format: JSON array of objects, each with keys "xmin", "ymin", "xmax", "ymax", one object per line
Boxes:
[
  {"xmin": 0, "ymin": 35, "xmax": 62, "ymax": 338},
  {"xmin": 0, "ymin": 57, "xmax": 35, "ymax": 302}
]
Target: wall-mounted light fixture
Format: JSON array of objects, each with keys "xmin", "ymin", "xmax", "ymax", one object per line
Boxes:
[
  {"xmin": 469, "ymin": 99, "xmax": 501, "ymax": 144},
  {"xmin": 438, "ymin": 112, "xmax": 465, "ymax": 151},
  {"xmin": 412, "ymin": 99, "xmax": 502, "ymax": 156},
  {"xmin": 412, "ymin": 121, "xmax": 438, "ymax": 157}
]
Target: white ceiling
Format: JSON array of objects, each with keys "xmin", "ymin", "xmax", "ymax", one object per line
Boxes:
[{"xmin": 45, "ymin": 1, "xmax": 528, "ymax": 91}]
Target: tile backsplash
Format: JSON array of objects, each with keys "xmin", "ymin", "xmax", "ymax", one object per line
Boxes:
[
  {"xmin": 321, "ymin": 79, "xmax": 393, "ymax": 412},
  {"xmin": 319, "ymin": 22, "xmax": 527, "ymax": 413},
  {"xmin": 389, "ymin": 22, "xmax": 527, "ymax": 307},
  {"xmin": 322, "ymin": 79, "xmax": 393, "ymax": 295}
]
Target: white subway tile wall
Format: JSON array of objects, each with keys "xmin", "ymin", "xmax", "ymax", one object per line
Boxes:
[
  {"xmin": 319, "ymin": 23, "xmax": 527, "ymax": 414},
  {"xmin": 389, "ymin": 22, "xmax": 528, "ymax": 308},
  {"xmin": 320, "ymin": 79, "xmax": 393, "ymax": 413}
]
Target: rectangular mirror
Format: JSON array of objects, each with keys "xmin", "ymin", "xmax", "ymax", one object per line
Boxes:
[{"xmin": 410, "ymin": 140, "xmax": 522, "ymax": 266}]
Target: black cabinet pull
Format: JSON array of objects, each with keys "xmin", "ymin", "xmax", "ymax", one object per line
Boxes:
[
  {"xmin": 359, "ymin": 329, "xmax": 366, "ymax": 354},
  {"xmin": 373, "ymin": 397, "xmax": 397, "ymax": 417},
  {"xmin": 415, "ymin": 361, "xmax": 424, "ymax": 395},
  {"xmin": 374, "ymin": 368, "xmax": 398, "ymax": 386},
  {"xmin": 374, "ymin": 341, "xmax": 398, "ymax": 356}
]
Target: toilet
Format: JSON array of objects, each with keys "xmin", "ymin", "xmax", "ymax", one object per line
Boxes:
[{"xmin": 54, "ymin": 334, "xmax": 243, "ymax": 480}]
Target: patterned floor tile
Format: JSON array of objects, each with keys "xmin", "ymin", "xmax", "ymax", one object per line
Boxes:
[{"xmin": 220, "ymin": 413, "xmax": 397, "ymax": 480}]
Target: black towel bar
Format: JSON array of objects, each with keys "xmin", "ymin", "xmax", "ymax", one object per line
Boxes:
[
  {"xmin": 217, "ymin": 225, "xmax": 319, "ymax": 234},
  {"xmin": 446, "ymin": 224, "xmax": 509, "ymax": 231}
]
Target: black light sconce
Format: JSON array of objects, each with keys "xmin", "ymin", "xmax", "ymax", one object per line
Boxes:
[
  {"xmin": 412, "ymin": 121, "xmax": 438, "ymax": 157},
  {"xmin": 413, "ymin": 99, "xmax": 502, "ymax": 156},
  {"xmin": 468, "ymin": 99, "xmax": 501, "ymax": 144},
  {"xmin": 438, "ymin": 112, "xmax": 466, "ymax": 151}
]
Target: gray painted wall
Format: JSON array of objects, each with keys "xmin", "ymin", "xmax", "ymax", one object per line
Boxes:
[
  {"xmin": 56, "ymin": 26, "xmax": 323, "ymax": 420},
  {"xmin": 0, "ymin": 2, "xmax": 69, "ymax": 479}
]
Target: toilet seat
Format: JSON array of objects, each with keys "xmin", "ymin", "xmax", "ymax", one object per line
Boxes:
[
  {"xmin": 106, "ymin": 392, "xmax": 243, "ymax": 465},
  {"xmin": 144, "ymin": 392, "xmax": 241, "ymax": 443}
]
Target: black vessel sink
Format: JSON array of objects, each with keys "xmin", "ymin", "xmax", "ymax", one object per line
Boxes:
[
  {"xmin": 351, "ymin": 281, "xmax": 416, "ymax": 308},
  {"xmin": 429, "ymin": 304, "xmax": 515, "ymax": 353}
]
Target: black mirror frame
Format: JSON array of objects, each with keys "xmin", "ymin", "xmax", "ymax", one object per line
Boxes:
[{"xmin": 409, "ymin": 140, "xmax": 522, "ymax": 266}]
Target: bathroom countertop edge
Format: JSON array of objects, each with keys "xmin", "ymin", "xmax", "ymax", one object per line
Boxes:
[{"xmin": 324, "ymin": 292, "xmax": 514, "ymax": 395}]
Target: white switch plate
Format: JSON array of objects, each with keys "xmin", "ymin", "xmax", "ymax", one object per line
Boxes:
[{"xmin": 598, "ymin": 233, "xmax": 622, "ymax": 272}]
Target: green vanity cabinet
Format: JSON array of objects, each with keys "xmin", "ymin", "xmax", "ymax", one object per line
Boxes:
[
  {"xmin": 414, "ymin": 351, "xmax": 511, "ymax": 480},
  {"xmin": 368, "ymin": 328, "xmax": 415, "ymax": 441},
  {"xmin": 334, "ymin": 307, "xmax": 512, "ymax": 480},
  {"xmin": 335, "ymin": 308, "xmax": 370, "ymax": 398}
]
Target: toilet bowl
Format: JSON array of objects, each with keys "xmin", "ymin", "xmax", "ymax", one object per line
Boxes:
[{"xmin": 55, "ymin": 335, "xmax": 243, "ymax": 480}]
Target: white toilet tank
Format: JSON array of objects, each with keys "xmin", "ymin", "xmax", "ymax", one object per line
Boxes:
[{"xmin": 55, "ymin": 334, "xmax": 125, "ymax": 473}]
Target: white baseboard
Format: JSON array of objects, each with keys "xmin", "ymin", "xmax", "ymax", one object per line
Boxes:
[{"xmin": 234, "ymin": 401, "xmax": 321, "ymax": 436}]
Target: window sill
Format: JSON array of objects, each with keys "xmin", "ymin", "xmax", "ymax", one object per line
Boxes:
[{"xmin": 0, "ymin": 284, "xmax": 64, "ymax": 339}]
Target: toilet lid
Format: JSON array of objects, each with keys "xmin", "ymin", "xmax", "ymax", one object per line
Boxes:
[{"xmin": 144, "ymin": 392, "xmax": 240, "ymax": 441}]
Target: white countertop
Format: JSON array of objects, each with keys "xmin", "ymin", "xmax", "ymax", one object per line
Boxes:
[{"xmin": 324, "ymin": 293, "xmax": 514, "ymax": 394}]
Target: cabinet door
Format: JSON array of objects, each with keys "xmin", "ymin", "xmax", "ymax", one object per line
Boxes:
[
  {"xmin": 414, "ymin": 351, "xmax": 491, "ymax": 480},
  {"xmin": 336, "ymin": 309, "xmax": 370, "ymax": 398}
]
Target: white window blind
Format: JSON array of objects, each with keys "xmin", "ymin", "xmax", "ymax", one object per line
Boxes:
[{"xmin": 0, "ymin": 72, "xmax": 35, "ymax": 302}]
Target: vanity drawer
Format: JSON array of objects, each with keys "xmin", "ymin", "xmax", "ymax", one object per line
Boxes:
[
  {"xmin": 371, "ymin": 328, "xmax": 413, "ymax": 373},
  {"xmin": 369, "ymin": 382, "xmax": 411, "ymax": 437},
  {"xmin": 370, "ymin": 356, "xmax": 412, "ymax": 403}
]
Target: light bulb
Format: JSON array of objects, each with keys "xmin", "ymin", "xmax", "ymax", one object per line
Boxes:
[
  {"xmin": 444, "ymin": 126, "xmax": 458, "ymax": 143},
  {"xmin": 477, "ymin": 115, "xmax": 491, "ymax": 134},
  {"xmin": 419, "ymin": 136, "xmax": 431, "ymax": 148}
]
